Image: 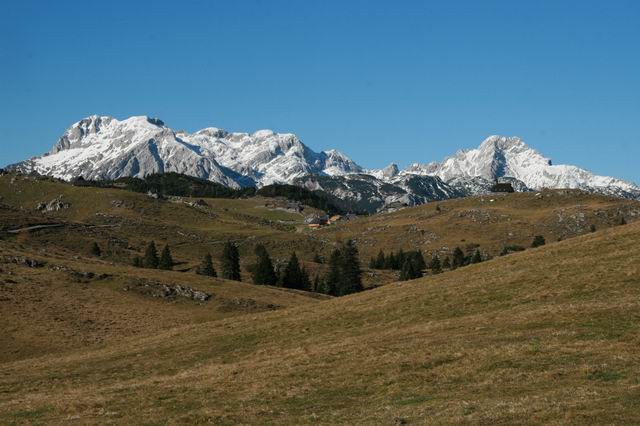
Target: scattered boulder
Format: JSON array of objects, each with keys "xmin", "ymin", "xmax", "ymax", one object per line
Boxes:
[
  {"xmin": 0, "ymin": 255, "xmax": 45, "ymax": 268},
  {"xmin": 125, "ymin": 279, "xmax": 211, "ymax": 302},
  {"xmin": 36, "ymin": 196, "xmax": 70, "ymax": 212}
]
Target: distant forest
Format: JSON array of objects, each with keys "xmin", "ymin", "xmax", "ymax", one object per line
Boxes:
[{"xmin": 72, "ymin": 172, "xmax": 353, "ymax": 215}]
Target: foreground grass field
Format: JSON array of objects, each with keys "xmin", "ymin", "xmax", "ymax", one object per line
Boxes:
[{"xmin": 1, "ymin": 219, "xmax": 639, "ymax": 423}]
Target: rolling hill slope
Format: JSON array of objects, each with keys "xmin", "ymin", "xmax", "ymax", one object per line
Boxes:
[
  {"xmin": 1, "ymin": 221, "xmax": 639, "ymax": 424},
  {"xmin": 322, "ymin": 189, "xmax": 640, "ymax": 261}
]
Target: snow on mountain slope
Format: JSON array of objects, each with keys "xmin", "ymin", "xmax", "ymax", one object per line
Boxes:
[
  {"xmin": 12, "ymin": 115, "xmax": 362, "ymax": 188},
  {"xmin": 8, "ymin": 116, "xmax": 639, "ymax": 209},
  {"xmin": 400, "ymin": 136, "xmax": 640, "ymax": 198}
]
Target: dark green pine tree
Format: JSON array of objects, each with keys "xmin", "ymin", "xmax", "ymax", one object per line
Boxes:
[
  {"xmin": 300, "ymin": 267, "xmax": 311, "ymax": 291},
  {"xmin": 336, "ymin": 240, "xmax": 363, "ymax": 296},
  {"xmin": 399, "ymin": 259, "xmax": 416, "ymax": 281},
  {"xmin": 198, "ymin": 253, "xmax": 217, "ymax": 277},
  {"xmin": 313, "ymin": 252, "xmax": 323, "ymax": 264},
  {"xmin": 132, "ymin": 255, "xmax": 142, "ymax": 268},
  {"xmin": 452, "ymin": 247, "xmax": 465, "ymax": 269},
  {"xmin": 471, "ymin": 249, "xmax": 482, "ymax": 264},
  {"xmin": 531, "ymin": 235, "xmax": 546, "ymax": 248},
  {"xmin": 143, "ymin": 241, "xmax": 159, "ymax": 269},
  {"xmin": 396, "ymin": 249, "xmax": 406, "ymax": 271},
  {"xmin": 323, "ymin": 248, "xmax": 342, "ymax": 296},
  {"xmin": 90, "ymin": 242, "xmax": 101, "ymax": 257},
  {"xmin": 412, "ymin": 250, "xmax": 427, "ymax": 271},
  {"xmin": 442, "ymin": 256, "xmax": 452, "ymax": 270},
  {"xmin": 375, "ymin": 249, "xmax": 385, "ymax": 269},
  {"xmin": 369, "ymin": 257, "xmax": 377, "ymax": 269},
  {"xmin": 282, "ymin": 252, "xmax": 308, "ymax": 290},
  {"xmin": 158, "ymin": 245, "xmax": 173, "ymax": 270},
  {"xmin": 619, "ymin": 216, "xmax": 627, "ymax": 226},
  {"xmin": 429, "ymin": 254, "xmax": 442, "ymax": 274},
  {"xmin": 384, "ymin": 252, "xmax": 396, "ymax": 270},
  {"xmin": 221, "ymin": 241, "xmax": 241, "ymax": 281},
  {"xmin": 252, "ymin": 244, "xmax": 277, "ymax": 285}
]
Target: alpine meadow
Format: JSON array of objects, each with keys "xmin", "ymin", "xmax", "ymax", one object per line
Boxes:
[{"xmin": 2, "ymin": 1, "xmax": 640, "ymax": 424}]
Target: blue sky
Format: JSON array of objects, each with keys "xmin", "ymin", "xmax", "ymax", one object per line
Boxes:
[{"xmin": 2, "ymin": 0, "xmax": 639, "ymax": 182}]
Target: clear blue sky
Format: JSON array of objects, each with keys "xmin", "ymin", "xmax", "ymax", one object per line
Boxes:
[{"xmin": 2, "ymin": 0, "xmax": 639, "ymax": 183}]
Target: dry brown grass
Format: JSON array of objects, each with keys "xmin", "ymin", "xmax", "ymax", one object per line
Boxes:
[
  {"xmin": 320, "ymin": 189, "xmax": 640, "ymax": 261},
  {"xmin": 1, "ymin": 219, "xmax": 639, "ymax": 424},
  {"xmin": 0, "ymin": 241, "xmax": 323, "ymax": 363}
]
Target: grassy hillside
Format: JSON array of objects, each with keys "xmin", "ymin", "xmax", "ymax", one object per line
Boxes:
[
  {"xmin": 321, "ymin": 189, "xmax": 640, "ymax": 261},
  {"xmin": 0, "ymin": 174, "xmax": 328, "ymax": 269},
  {"xmin": 0, "ymin": 240, "xmax": 325, "ymax": 363},
  {"xmin": 1, "ymin": 220, "xmax": 639, "ymax": 424},
  {"xmin": 2, "ymin": 174, "xmax": 638, "ymax": 291}
]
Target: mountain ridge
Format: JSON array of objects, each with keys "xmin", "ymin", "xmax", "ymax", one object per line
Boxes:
[{"xmin": 8, "ymin": 115, "xmax": 640, "ymax": 209}]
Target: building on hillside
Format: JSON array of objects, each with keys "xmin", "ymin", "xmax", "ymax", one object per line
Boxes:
[
  {"xmin": 287, "ymin": 202, "xmax": 303, "ymax": 213},
  {"xmin": 490, "ymin": 182, "xmax": 515, "ymax": 193},
  {"xmin": 328, "ymin": 215, "xmax": 342, "ymax": 224}
]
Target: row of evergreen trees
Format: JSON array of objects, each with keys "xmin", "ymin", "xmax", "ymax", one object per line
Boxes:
[
  {"xmin": 127, "ymin": 239, "xmax": 362, "ymax": 297},
  {"xmin": 132, "ymin": 241, "xmax": 175, "ymax": 270},
  {"xmin": 194, "ymin": 241, "xmax": 241, "ymax": 280},
  {"xmin": 369, "ymin": 249, "xmax": 426, "ymax": 271},
  {"xmin": 251, "ymin": 241, "xmax": 363, "ymax": 296},
  {"xmin": 370, "ymin": 246, "xmax": 487, "ymax": 281}
]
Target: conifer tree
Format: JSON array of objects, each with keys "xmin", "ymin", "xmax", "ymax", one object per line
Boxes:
[
  {"xmin": 300, "ymin": 267, "xmax": 311, "ymax": 291},
  {"xmin": 396, "ymin": 249, "xmax": 406, "ymax": 271},
  {"xmin": 132, "ymin": 255, "xmax": 142, "ymax": 267},
  {"xmin": 375, "ymin": 250, "xmax": 385, "ymax": 269},
  {"xmin": 452, "ymin": 247, "xmax": 465, "ymax": 269},
  {"xmin": 412, "ymin": 250, "xmax": 427, "ymax": 271},
  {"xmin": 399, "ymin": 259, "xmax": 412, "ymax": 281},
  {"xmin": 143, "ymin": 241, "xmax": 159, "ymax": 269},
  {"xmin": 282, "ymin": 252, "xmax": 308, "ymax": 290},
  {"xmin": 221, "ymin": 241, "xmax": 241, "ymax": 281},
  {"xmin": 619, "ymin": 216, "xmax": 627, "ymax": 225},
  {"xmin": 442, "ymin": 256, "xmax": 451, "ymax": 270},
  {"xmin": 429, "ymin": 254, "xmax": 442, "ymax": 274},
  {"xmin": 471, "ymin": 249, "xmax": 482, "ymax": 264},
  {"xmin": 313, "ymin": 252, "xmax": 323, "ymax": 264},
  {"xmin": 323, "ymin": 248, "xmax": 342, "ymax": 296},
  {"xmin": 337, "ymin": 240, "xmax": 363, "ymax": 296},
  {"xmin": 198, "ymin": 253, "xmax": 217, "ymax": 277},
  {"xmin": 252, "ymin": 244, "xmax": 277, "ymax": 285},
  {"xmin": 158, "ymin": 245, "xmax": 173, "ymax": 270},
  {"xmin": 369, "ymin": 257, "xmax": 377, "ymax": 269},
  {"xmin": 531, "ymin": 235, "xmax": 546, "ymax": 248},
  {"xmin": 385, "ymin": 252, "xmax": 396, "ymax": 270},
  {"xmin": 590, "ymin": 224, "xmax": 597, "ymax": 233},
  {"xmin": 90, "ymin": 242, "xmax": 101, "ymax": 257}
]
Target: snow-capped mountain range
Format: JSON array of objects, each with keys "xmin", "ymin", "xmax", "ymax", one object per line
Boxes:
[{"xmin": 9, "ymin": 115, "xmax": 640, "ymax": 210}]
